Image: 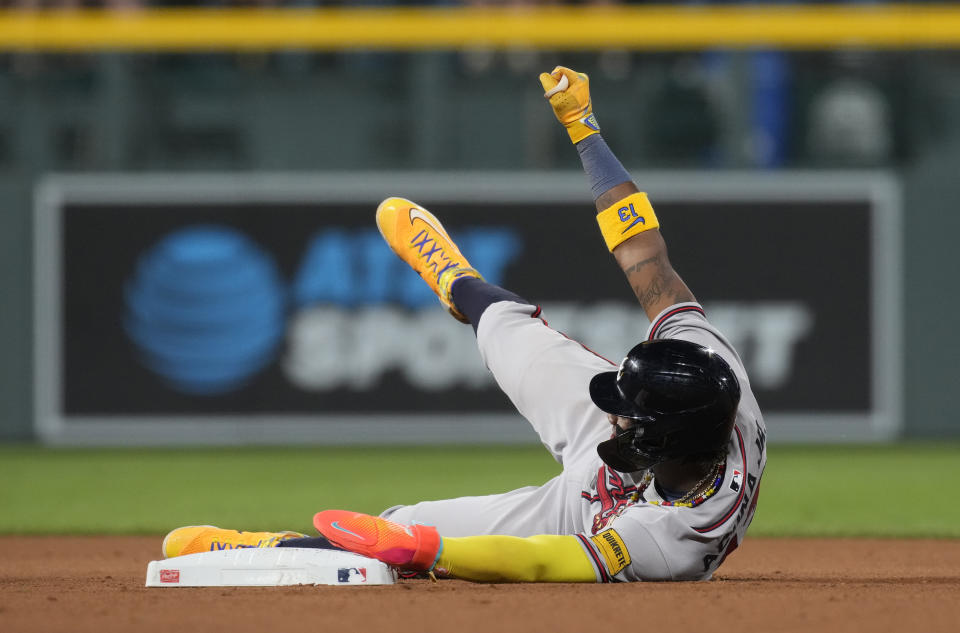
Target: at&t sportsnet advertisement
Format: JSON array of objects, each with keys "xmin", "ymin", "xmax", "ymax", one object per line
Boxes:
[{"xmin": 33, "ymin": 172, "xmax": 900, "ymax": 444}]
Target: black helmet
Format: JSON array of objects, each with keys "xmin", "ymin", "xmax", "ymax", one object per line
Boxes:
[{"xmin": 589, "ymin": 339, "xmax": 741, "ymax": 472}]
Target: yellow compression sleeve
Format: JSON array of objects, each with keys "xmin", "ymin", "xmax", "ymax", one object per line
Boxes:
[{"xmin": 434, "ymin": 534, "xmax": 598, "ymax": 583}]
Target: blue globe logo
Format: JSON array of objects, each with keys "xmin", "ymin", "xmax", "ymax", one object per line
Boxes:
[{"xmin": 124, "ymin": 225, "xmax": 286, "ymax": 395}]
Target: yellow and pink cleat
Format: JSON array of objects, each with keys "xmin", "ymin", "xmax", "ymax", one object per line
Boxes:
[
  {"xmin": 313, "ymin": 509, "xmax": 441, "ymax": 571},
  {"xmin": 162, "ymin": 525, "xmax": 306, "ymax": 558}
]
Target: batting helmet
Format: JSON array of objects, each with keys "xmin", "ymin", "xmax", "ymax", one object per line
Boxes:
[{"xmin": 589, "ymin": 339, "xmax": 741, "ymax": 472}]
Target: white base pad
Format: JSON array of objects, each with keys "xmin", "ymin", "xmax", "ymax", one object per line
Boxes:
[{"xmin": 145, "ymin": 548, "xmax": 397, "ymax": 587}]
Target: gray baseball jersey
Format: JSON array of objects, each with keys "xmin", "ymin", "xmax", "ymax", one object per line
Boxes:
[{"xmin": 382, "ymin": 300, "xmax": 767, "ymax": 582}]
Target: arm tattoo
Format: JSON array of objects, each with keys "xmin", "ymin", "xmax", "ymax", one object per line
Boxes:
[
  {"xmin": 621, "ymin": 256, "xmax": 659, "ymax": 277},
  {"xmin": 622, "ymin": 254, "xmax": 695, "ymax": 312}
]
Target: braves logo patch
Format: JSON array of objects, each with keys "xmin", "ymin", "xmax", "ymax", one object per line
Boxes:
[{"xmin": 585, "ymin": 466, "xmax": 639, "ymax": 534}]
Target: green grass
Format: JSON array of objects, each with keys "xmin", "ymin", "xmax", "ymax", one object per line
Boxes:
[
  {"xmin": 0, "ymin": 445, "xmax": 561, "ymax": 535},
  {"xmin": 0, "ymin": 443, "xmax": 958, "ymax": 537},
  {"xmin": 749, "ymin": 444, "xmax": 960, "ymax": 537}
]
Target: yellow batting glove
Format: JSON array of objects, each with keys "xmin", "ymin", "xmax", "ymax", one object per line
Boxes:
[{"xmin": 538, "ymin": 66, "xmax": 600, "ymax": 144}]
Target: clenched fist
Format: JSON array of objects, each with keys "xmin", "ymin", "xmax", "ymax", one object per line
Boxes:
[{"xmin": 539, "ymin": 66, "xmax": 600, "ymax": 144}]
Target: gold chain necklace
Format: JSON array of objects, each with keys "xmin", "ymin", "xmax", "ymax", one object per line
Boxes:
[
  {"xmin": 674, "ymin": 459, "xmax": 725, "ymax": 504},
  {"xmin": 636, "ymin": 459, "xmax": 726, "ymax": 508}
]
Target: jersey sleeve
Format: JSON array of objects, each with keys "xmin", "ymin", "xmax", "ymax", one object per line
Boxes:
[
  {"xmin": 576, "ymin": 506, "xmax": 713, "ymax": 582},
  {"xmin": 645, "ymin": 302, "xmax": 750, "ymax": 387}
]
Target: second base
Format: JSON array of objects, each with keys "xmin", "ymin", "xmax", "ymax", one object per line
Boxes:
[{"xmin": 145, "ymin": 547, "xmax": 397, "ymax": 587}]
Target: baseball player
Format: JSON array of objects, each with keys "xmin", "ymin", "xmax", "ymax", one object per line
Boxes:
[{"xmin": 162, "ymin": 67, "xmax": 767, "ymax": 583}]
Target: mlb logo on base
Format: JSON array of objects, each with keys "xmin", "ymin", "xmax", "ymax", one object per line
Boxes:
[{"xmin": 337, "ymin": 568, "xmax": 367, "ymax": 584}]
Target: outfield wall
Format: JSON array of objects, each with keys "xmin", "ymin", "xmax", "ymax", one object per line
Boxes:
[
  {"xmin": 8, "ymin": 159, "xmax": 957, "ymax": 442},
  {"xmin": 30, "ymin": 171, "xmax": 902, "ymax": 445}
]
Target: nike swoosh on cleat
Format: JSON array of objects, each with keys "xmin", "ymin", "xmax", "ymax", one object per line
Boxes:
[
  {"xmin": 408, "ymin": 207, "xmax": 452, "ymax": 241},
  {"xmin": 330, "ymin": 521, "xmax": 372, "ymax": 543}
]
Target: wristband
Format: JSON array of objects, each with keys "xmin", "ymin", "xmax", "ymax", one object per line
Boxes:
[
  {"xmin": 596, "ymin": 192, "xmax": 659, "ymax": 252},
  {"xmin": 566, "ymin": 114, "xmax": 601, "ymax": 144}
]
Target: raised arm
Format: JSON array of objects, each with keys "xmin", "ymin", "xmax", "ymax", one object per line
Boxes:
[{"xmin": 539, "ymin": 67, "xmax": 696, "ymax": 320}]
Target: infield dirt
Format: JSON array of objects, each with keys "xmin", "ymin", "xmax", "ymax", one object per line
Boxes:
[{"xmin": 0, "ymin": 536, "xmax": 957, "ymax": 633}]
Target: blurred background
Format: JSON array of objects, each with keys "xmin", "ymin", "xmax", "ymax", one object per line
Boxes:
[{"xmin": 0, "ymin": 3, "xmax": 958, "ymax": 535}]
